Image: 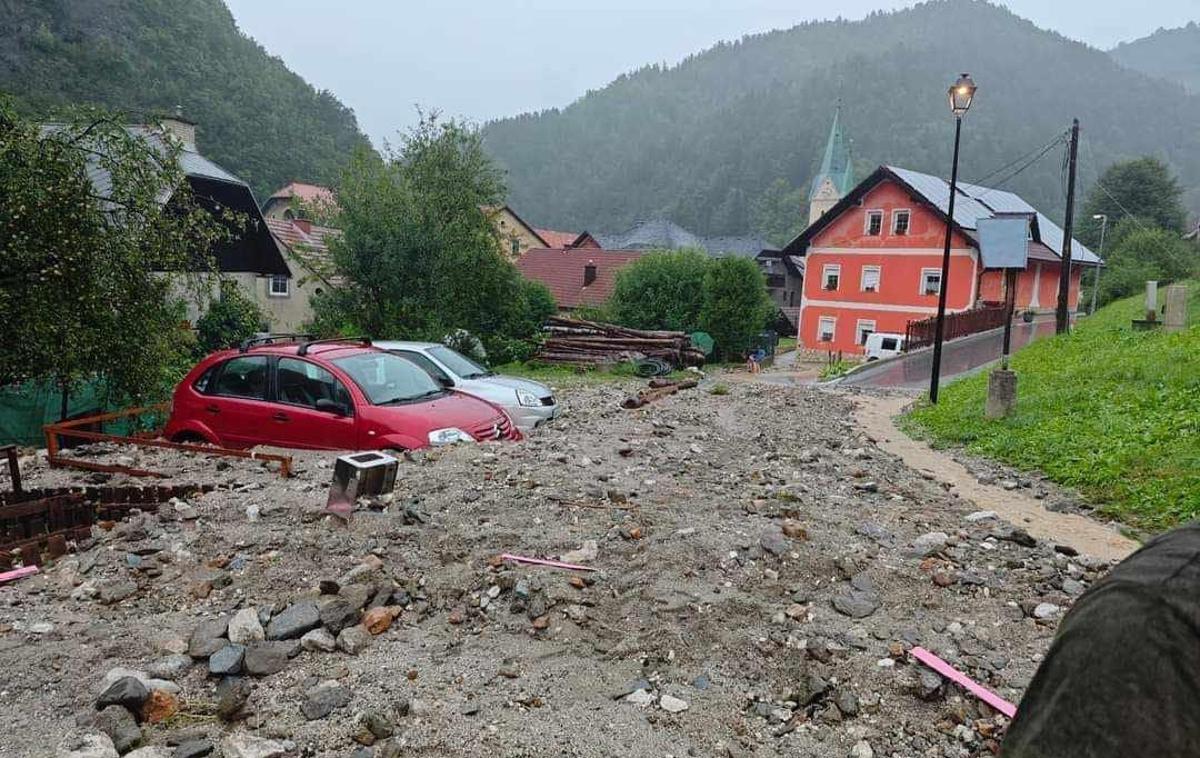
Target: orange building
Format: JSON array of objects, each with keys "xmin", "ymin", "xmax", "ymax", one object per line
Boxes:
[{"xmin": 783, "ymin": 165, "xmax": 1101, "ymax": 354}]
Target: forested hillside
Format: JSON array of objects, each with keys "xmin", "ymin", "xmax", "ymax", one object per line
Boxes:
[
  {"xmin": 483, "ymin": 0, "xmax": 1200, "ymax": 240},
  {"xmin": 0, "ymin": 0, "xmax": 369, "ymax": 199},
  {"xmin": 1111, "ymin": 23, "xmax": 1200, "ymax": 94}
]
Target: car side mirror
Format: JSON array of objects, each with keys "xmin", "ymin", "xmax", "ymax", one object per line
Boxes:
[
  {"xmin": 316, "ymin": 398, "xmax": 349, "ymax": 416},
  {"xmin": 436, "ymin": 375, "xmax": 454, "ymax": 388}
]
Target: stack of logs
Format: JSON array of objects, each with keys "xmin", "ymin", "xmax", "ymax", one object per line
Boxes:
[{"xmin": 535, "ymin": 317, "xmax": 706, "ymax": 367}]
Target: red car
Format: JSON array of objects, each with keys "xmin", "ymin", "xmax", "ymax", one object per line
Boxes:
[{"xmin": 164, "ymin": 337, "xmax": 520, "ymax": 451}]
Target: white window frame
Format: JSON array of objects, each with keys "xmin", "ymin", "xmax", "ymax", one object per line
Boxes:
[
  {"xmin": 860, "ymin": 265, "xmax": 882, "ymax": 293},
  {"xmin": 822, "ymin": 263, "xmax": 841, "ymax": 291},
  {"xmin": 268, "ymin": 274, "xmax": 290, "ymax": 297},
  {"xmin": 920, "ymin": 267, "xmax": 943, "ymax": 297},
  {"xmin": 817, "ymin": 316, "xmax": 836, "ymax": 342},
  {"xmin": 892, "ymin": 209, "xmax": 911, "ymax": 236},
  {"xmin": 856, "ymin": 319, "xmax": 877, "ymax": 346},
  {"xmin": 864, "ymin": 210, "xmax": 884, "ymax": 236}
]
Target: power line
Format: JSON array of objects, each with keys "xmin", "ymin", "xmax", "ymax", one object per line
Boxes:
[
  {"xmin": 965, "ymin": 130, "xmax": 1069, "ymax": 194},
  {"xmin": 970, "ymin": 133, "xmax": 1069, "ymax": 203}
]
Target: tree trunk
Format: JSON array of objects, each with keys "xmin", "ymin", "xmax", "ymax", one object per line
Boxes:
[{"xmin": 58, "ymin": 376, "xmax": 70, "ymax": 422}]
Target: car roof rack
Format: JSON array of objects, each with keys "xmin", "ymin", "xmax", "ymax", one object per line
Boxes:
[
  {"xmin": 238, "ymin": 333, "xmax": 316, "ymax": 353},
  {"xmin": 297, "ymin": 336, "xmax": 373, "ymax": 356}
]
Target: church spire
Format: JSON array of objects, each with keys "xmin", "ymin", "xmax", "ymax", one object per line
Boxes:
[{"xmin": 807, "ymin": 105, "xmax": 854, "ymax": 224}]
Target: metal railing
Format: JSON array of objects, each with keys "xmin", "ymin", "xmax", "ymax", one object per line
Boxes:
[{"xmin": 904, "ymin": 302, "xmax": 1008, "ymax": 352}]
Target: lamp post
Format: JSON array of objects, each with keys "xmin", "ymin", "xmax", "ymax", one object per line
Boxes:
[
  {"xmin": 1088, "ymin": 213, "xmax": 1107, "ymax": 315},
  {"xmin": 929, "ymin": 73, "xmax": 977, "ymax": 404}
]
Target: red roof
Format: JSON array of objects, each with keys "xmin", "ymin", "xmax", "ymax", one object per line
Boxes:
[
  {"xmin": 536, "ymin": 228, "xmax": 600, "ymax": 249},
  {"xmin": 269, "ymin": 182, "xmax": 336, "ymax": 205},
  {"xmin": 516, "ymin": 247, "xmax": 645, "ymax": 309},
  {"xmin": 265, "ymin": 217, "xmax": 342, "ymax": 283}
]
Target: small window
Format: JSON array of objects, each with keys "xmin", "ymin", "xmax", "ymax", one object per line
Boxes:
[
  {"xmin": 822, "ymin": 264, "xmax": 841, "ymax": 291},
  {"xmin": 277, "ymin": 357, "xmax": 351, "ymax": 410},
  {"xmin": 818, "ymin": 316, "xmax": 836, "ymax": 342},
  {"xmin": 881, "ymin": 337, "xmax": 898, "ymax": 351},
  {"xmin": 921, "ymin": 268, "xmax": 943, "ymax": 296},
  {"xmin": 268, "ymin": 275, "xmax": 290, "ymax": 297},
  {"xmin": 856, "ymin": 319, "xmax": 876, "ymax": 346},
  {"xmin": 861, "ymin": 265, "xmax": 881, "ymax": 292},
  {"xmin": 892, "ymin": 210, "xmax": 911, "ymax": 236},
  {"xmin": 193, "ymin": 365, "xmax": 218, "ymax": 393},
  {"xmin": 511, "ymin": 238, "xmax": 521, "ymax": 256},
  {"xmin": 212, "ymin": 356, "xmax": 268, "ymax": 400},
  {"xmin": 394, "ymin": 351, "xmax": 452, "ymax": 386},
  {"xmin": 865, "ymin": 210, "xmax": 883, "ymax": 236}
]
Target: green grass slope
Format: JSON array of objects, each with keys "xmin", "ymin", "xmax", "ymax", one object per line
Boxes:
[{"xmin": 904, "ymin": 283, "xmax": 1200, "ymax": 530}]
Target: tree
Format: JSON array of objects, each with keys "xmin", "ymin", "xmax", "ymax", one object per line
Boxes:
[
  {"xmin": 699, "ymin": 257, "xmax": 776, "ymax": 359},
  {"xmin": 312, "ymin": 113, "xmax": 549, "ymax": 361},
  {"xmin": 608, "ymin": 249, "xmax": 709, "ymax": 332},
  {"xmin": 751, "ymin": 179, "xmax": 807, "ymax": 247},
  {"xmin": 1080, "ymin": 157, "xmax": 1188, "ymax": 246},
  {"xmin": 196, "ymin": 281, "xmax": 267, "ymax": 354},
  {"xmin": 1096, "ymin": 220, "xmax": 1198, "ymax": 305},
  {"xmin": 0, "ymin": 99, "xmax": 230, "ymax": 416}
]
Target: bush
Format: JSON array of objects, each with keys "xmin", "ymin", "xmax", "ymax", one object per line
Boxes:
[
  {"xmin": 1098, "ymin": 221, "xmax": 1198, "ymax": 306},
  {"xmin": 699, "ymin": 257, "xmax": 776, "ymax": 360},
  {"xmin": 608, "ymin": 249, "xmax": 709, "ymax": 331},
  {"xmin": 196, "ymin": 282, "xmax": 267, "ymax": 354}
]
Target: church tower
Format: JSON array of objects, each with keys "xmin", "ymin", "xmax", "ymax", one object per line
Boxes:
[{"xmin": 808, "ymin": 107, "xmax": 855, "ymax": 225}]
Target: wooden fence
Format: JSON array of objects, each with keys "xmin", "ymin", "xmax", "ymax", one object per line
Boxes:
[{"xmin": 904, "ymin": 302, "xmax": 1009, "ymax": 352}]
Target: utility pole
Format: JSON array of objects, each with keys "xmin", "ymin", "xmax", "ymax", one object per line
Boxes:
[{"xmin": 1055, "ymin": 118, "xmax": 1080, "ymax": 334}]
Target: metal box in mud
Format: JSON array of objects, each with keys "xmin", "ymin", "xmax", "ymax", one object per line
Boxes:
[{"xmin": 325, "ymin": 451, "xmax": 398, "ymax": 517}]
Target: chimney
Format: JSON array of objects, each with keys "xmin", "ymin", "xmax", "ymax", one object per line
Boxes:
[
  {"xmin": 583, "ymin": 260, "xmax": 597, "ymax": 287},
  {"xmin": 160, "ymin": 105, "xmax": 196, "ymax": 150},
  {"xmin": 294, "ymin": 218, "xmax": 313, "ymax": 235}
]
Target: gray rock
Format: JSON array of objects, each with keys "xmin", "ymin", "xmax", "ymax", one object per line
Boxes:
[
  {"xmin": 907, "ymin": 532, "xmax": 949, "ymax": 558},
  {"xmin": 759, "ymin": 526, "xmax": 789, "ymax": 556},
  {"xmin": 218, "ymin": 734, "xmax": 287, "ymax": 758},
  {"xmin": 831, "ymin": 591, "xmax": 880, "ymax": 619},
  {"xmin": 123, "ymin": 748, "xmax": 172, "ymax": 758},
  {"xmin": 1033, "ymin": 602, "xmax": 1061, "ymax": 620},
  {"xmin": 300, "ymin": 628, "xmax": 337, "ymax": 653},
  {"xmin": 215, "ymin": 677, "xmax": 252, "ymax": 721},
  {"xmin": 964, "ymin": 510, "xmax": 999, "ymax": 523},
  {"xmin": 208, "ymin": 644, "xmax": 245, "ymax": 676},
  {"xmin": 95, "ymin": 677, "xmax": 150, "ymax": 712},
  {"xmin": 57, "ymin": 733, "xmax": 119, "ymax": 758},
  {"xmin": 361, "ymin": 709, "xmax": 394, "ymax": 739},
  {"xmin": 337, "ymin": 626, "xmax": 372, "ymax": 655},
  {"xmin": 338, "ymin": 583, "xmax": 374, "ymax": 610},
  {"xmin": 834, "ymin": 689, "xmax": 859, "ymax": 717},
  {"xmin": 243, "ymin": 642, "xmax": 290, "ymax": 676},
  {"xmin": 659, "ymin": 694, "xmax": 689, "ymax": 713},
  {"xmin": 226, "ymin": 608, "xmax": 264, "ymax": 645},
  {"xmin": 792, "ymin": 673, "xmax": 828, "ymax": 706},
  {"xmin": 265, "ymin": 602, "xmax": 320, "ymax": 640},
  {"xmin": 146, "ymin": 655, "xmax": 191, "ymax": 681},
  {"xmin": 850, "ymin": 740, "xmax": 874, "ymax": 758},
  {"xmin": 99, "ymin": 579, "xmax": 138, "ymax": 605},
  {"xmin": 301, "ymin": 684, "xmax": 352, "ymax": 720},
  {"xmin": 92, "ymin": 705, "xmax": 141, "ymax": 754},
  {"xmin": 173, "ymin": 740, "xmax": 213, "ymax": 758},
  {"xmin": 373, "ymin": 741, "xmax": 402, "ymax": 758},
  {"xmin": 1062, "ymin": 578, "xmax": 1086, "ymax": 597},
  {"xmin": 624, "ymin": 689, "xmax": 655, "ymax": 706},
  {"xmin": 918, "ymin": 668, "xmax": 945, "ymax": 700},
  {"xmin": 187, "ymin": 617, "xmax": 229, "ymax": 659},
  {"xmin": 319, "ymin": 599, "xmax": 359, "ymax": 633}
]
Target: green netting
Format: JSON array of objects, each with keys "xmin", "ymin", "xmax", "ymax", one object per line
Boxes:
[
  {"xmin": 0, "ymin": 379, "xmax": 108, "ymax": 446},
  {"xmin": 690, "ymin": 331, "xmax": 715, "ymax": 356}
]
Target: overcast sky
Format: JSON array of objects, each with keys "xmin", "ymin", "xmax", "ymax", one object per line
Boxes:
[{"xmin": 224, "ymin": 0, "xmax": 1199, "ymax": 146}]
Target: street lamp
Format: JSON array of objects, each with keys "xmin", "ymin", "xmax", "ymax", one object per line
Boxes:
[
  {"xmin": 1089, "ymin": 213, "xmax": 1107, "ymax": 315},
  {"xmin": 929, "ymin": 73, "xmax": 977, "ymax": 404}
]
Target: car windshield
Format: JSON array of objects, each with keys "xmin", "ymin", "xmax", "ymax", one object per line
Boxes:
[
  {"xmin": 332, "ymin": 352, "xmax": 446, "ymax": 405},
  {"xmin": 429, "ymin": 346, "xmax": 492, "ymax": 379}
]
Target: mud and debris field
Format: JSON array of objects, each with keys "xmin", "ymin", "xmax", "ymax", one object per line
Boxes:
[{"xmin": 1, "ymin": 380, "xmax": 1111, "ymax": 757}]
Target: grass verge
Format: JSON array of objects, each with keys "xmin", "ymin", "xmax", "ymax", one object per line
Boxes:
[{"xmin": 901, "ymin": 282, "xmax": 1200, "ymax": 530}]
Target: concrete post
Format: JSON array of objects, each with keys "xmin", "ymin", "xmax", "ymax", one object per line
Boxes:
[
  {"xmin": 985, "ymin": 369, "xmax": 1018, "ymax": 419},
  {"xmin": 1145, "ymin": 281, "xmax": 1158, "ymax": 321},
  {"xmin": 1164, "ymin": 284, "xmax": 1188, "ymax": 333}
]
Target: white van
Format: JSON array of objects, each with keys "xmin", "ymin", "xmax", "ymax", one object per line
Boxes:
[{"xmin": 863, "ymin": 332, "xmax": 906, "ymax": 361}]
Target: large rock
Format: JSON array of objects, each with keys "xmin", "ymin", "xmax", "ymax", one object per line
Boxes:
[
  {"xmin": 300, "ymin": 628, "xmax": 336, "ymax": 653},
  {"xmin": 188, "ymin": 617, "xmax": 230, "ymax": 659},
  {"xmin": 907, "ymin": 532, "xmax": 949, "ymax": 558},
  {"xmin": 336, "ymin": 626, "xmax": 372, "ymax": 655},
  {"xmin": 219, "ymin": 734, "xmax": 287, "ymax": 758},
  {"xmin": 243, "ymin": 642, "xmax": 291, "ymax": 676},
  {"xmin": 265, "ymin": 602, "xmax": 320, "ymax": 640},
  {"xmin": 209, "ymin": 644, "xmax": 246, "ymax": 676},
  {"xmin": 215, "ymin": 677, "xmax": 253, "ymax": 722},
  {"xmin": 57, "ymin": 734, "xmax": 119, "ymax": 758},
  {"xmin": 96, "ymin": 677, "xmax": 150, "ymax": 712},
  {"xmin": 227, "ymin": 608, "xmax": 265, "ymax": 645},
  {"xmin": 831, "ymin": 591, "xmax": 880, "ymax": 619},
  {"xmin": 123, "ymin": 748, "xmax": 173, "ymax": 758},
  {"xmin": 146, "ymin": 654, "xmax": 191, "ymax": 681},
  {"xmin": 759, "ymin": 526, "xmax": 789, "ymax": 556},
  {"xmin": 174, "ymin": 740, "xmax": 214, "ymax": 758},
  {"xmin": 318, "ymin": 599, "xmax": 359, "ymax": 633},
  {"xmin": 93, "ymin": 706, "xmax": 141, "ymax": 754},
  {"xmin": 301, "ymin": 683, "xmax": 352, "ymax": 720},
  {"xmin": 99, "ymin": 579, "xmax": 138, "ymax": 605}
]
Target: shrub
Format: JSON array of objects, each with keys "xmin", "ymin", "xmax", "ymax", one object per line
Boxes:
[
  {"xmin": 608, "ymin": 249, "xmax": 709, "ymax": 331},
  {"xmin": 699, "ymin": 257, "xmax": 776, "ymax": 360},
  {"xmin": 196, "ymin": 281, "xmax": 267, "ymax": 354}
]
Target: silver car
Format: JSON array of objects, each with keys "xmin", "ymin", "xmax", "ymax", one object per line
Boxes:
[{"xmin": 374, "ymin": 341, "xmax": 559, "ymax": 431}]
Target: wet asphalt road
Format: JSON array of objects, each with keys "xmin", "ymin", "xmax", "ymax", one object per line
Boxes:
[{"xmin": 839, "ymin": 318, "xmax": 1058, "ymax": 390}]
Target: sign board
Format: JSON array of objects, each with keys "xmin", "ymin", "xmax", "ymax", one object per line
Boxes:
[{"xmin": 977, "ymin": 216, "xmax": 1030, "ymax": 270}]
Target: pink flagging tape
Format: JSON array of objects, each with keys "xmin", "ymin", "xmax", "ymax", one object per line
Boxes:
[
  {"xmin": 501, "ymin": 553, "xmax": 597, "ymax": 572},
  {"xmin": 910, "ymin": 646, "xmax": 1017, "ymax": 719},
  {"xmin": 0, "ymin": 566, "xmax": 40, "ymax": 585}
]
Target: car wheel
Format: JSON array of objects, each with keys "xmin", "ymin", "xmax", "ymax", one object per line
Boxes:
[{"xmin": 171, "ymin": 431, "xmax": 212, "ymax": 445}]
